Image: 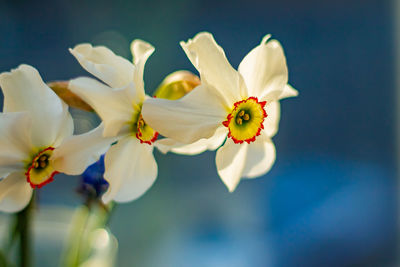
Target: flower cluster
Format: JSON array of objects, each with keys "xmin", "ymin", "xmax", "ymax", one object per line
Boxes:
[{"xmin": 0, "ymin": 32, "xmax": 297, "ymax": 212}]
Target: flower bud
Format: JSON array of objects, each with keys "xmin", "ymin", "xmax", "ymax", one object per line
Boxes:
[
  {"xmin": 153, "ymin": 71, "xmax": 200, "ymax": 100},
  {"xmin": 48, "ymin": 81, "xmax": 94, "ymax": 112}
]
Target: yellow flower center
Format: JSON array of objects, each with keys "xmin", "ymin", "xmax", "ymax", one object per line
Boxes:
[
  {"xmin": 222, "ymin": 97, "xmax": 267, "ymax": 144},
  {"xmin": 25, "ymin": 147, "xmax": 58, "ymax": 188},
  {"xmin": 132, "ymin": 113, "xmax": 158, "ymax": 145}
]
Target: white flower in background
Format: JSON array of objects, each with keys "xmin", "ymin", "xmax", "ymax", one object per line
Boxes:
[
  {"xmin": 0, "ymin": 65, "xmax": 112, "ymax": 212},
  {"xmin": 69, "ymin": 40, "xmax": 159, "ymax": 203},
  {"xmin": 142, "ymin": 32, "xmax": 298, "ymax": 192}
]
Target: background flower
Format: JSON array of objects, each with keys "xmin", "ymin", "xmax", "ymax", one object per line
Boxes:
[
  {"xmin": 0, "ymin": 65, "xmax": 112, "ymax": 212},
  {"xmin": 79, "ymin": 154, "xmax": 109, "ymax": 201}
]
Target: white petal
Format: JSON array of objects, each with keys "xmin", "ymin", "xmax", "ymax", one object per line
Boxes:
[
  {"xmin": 69, "ymin": 77, "xmax": 135, "ymax": 137},
  {"xmin": 0, "ymin": 172, "xmax": 32, "ymax": 213},
  {"xmin": 155, "ymin": 126, "xmax": 227, "ymax": 155},
  {"xmin": 242, "ymin": 133, "xmax": 276, "ymax": 178},
  {"xmin": 52, "ymin": 124, "xmax": 116, "ymax": 175},
  {"xmin": 263, "ymin": 101, "xmax": 280, "ymax": 137},
  {"xmin": 180, "ymin": 32, "xmax": 245, "ymax": 105},
  {"xmin": 0, "ymin": 156, "xmax": 24, "ymax": 179},
  {"xmin": 52, "ymin": 102, "xmax": 74, "ymax": 147},
  {"xmin": 69, "ymin": 44, "xmax": 134, "ymax": 88},
  {"xmin": 0, "ymin": 112, "xmax": 33, "ymax": 156},
  {"xmin": 142, "ymin": 85, "xmax": 227, "ymax": 144},
  {"xmin": 215, "ymin": 139, "xmax": 248, "ymax": 192},
  {"xmin": 0, "ymin": 112, "xmax": 33, "ymax": 178},
  {"xmin": 279, "ymin": 84, "xmax": 299, "ymax": 100},
  {"xmin": 130, "ymin": 39, "xmax": 154, "ymax": 100},
  {"xmin": 0, "ymin": 65, "xmax": 72, "ymax": 148},
  {"xmin": 102, "ymin": 136, "xmax": 157, "ymax": 203},
  {"xmin": 131, "ymin": 39, "xmax": 155, "ymax": 66},
  {"xmin": 238, "ymin": 36, "xmax": 288, "ymax": 101}
]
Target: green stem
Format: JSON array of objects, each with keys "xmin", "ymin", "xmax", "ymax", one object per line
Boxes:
[
  {"xmin": 74, "ymin": 208, "xmax": 90, "ymax": 267},
  {"xmin": 0, "ymin": 250, "xmax": 8, "ymax": 267},
  {"xmin": 17, "ymin": 194, "xmax": 34, "ymax": 267},
  {"xmin": 61, "ymin": 205, "xmax": 90, "ymax": 267},
  {"xmin": 3, "ymin": 213, "xmax": 18, "ymax": 257}
]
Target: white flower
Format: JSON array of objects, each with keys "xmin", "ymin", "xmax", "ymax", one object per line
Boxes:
[
  {"xmin": 142, "ymin": 32, "xmax": 298, "ymax": 192},
  {"xmin": 69, "ymin": 40, "xmax": 159, "ymax": 203},
  {"xmin": 0, "ymin": 65, "xmax": 112, "ymax": 212}
]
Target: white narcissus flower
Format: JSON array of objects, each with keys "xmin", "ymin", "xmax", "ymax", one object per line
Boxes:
[
  {"xmin": 69, "ymin": 40, "xmax": 160, "ymax": 203},
  {"xmin": 142, "ymin": 32, "xmax": 298, "ymax": 192},
  {"xmin": 0, "ymin": 65, "xmax": 113, "ymax": 213}
]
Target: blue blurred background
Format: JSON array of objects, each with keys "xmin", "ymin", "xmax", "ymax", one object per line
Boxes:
[{"xmin": 0, "ymin": 0, "xmax": 397, "ymax": 266}]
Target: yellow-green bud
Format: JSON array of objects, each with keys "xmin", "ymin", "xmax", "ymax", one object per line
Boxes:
[{"xmin": 153, "ymin": 71, "xmax": 200, "ymax": 100}]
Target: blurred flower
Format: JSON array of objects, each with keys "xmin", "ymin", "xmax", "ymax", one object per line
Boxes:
[
  {"xmin": 79, "ymin": 228, "xmax": 118, "ymax": 267},
  {"xmin": 0, "ymin": 65, "xmax": 113, "ymax": 212},
  {"xmin": 69, "ymin": 40, "xmax": 160, "ymax": 203},
  {"xmin": 79, "ymin": 155, "xmax": 109, "ymax": 201},
  {"xmin": 143, "ymin": 32, "xmax": 298, "ymax": 192}
]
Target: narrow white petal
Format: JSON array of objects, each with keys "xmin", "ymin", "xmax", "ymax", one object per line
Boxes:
[
  {"xmin": 102, "ymin": 136, "xmax": 157, "ymax": 203},
  {"xmin": 142, "ymin": 85, "xmax": 227, "ymax": 144},
  {"xmin": 278, "ymin": 84, "xmax": 299, "ymax": 100},
  {"xmin": 52, "ymin": 102, "xmax": 74, "ymax": 147},
  {"xmin": 69, "ymin": 77, "xmax": 135, "ymax": 137},
  {"xmin": 130, "ymin": 39, "xmax": 154, "ymax": 100},
  {"xmin": 131, "ymin": 39, "xmax": 155, "ymax": 66},
  {"xmin": 69, "ymin": 44, "xmax": 134, "ymax": 88},
  {"xmin": 52, "ymin": 124, "xmax": 116, "ymax": 175},
  {"xmin": 215, "ymin": 139, "xmax": 248, "ymax": 192},
  {"xmin": 0, "ymin": 172, "xmax": 32, "ymax": 213},
  {"xmin": 242, "ymin": 133, "xmax": 276, "ymax": 178},
  {"xmin": 180, "ymin": 32, "xmax": 245, "ymax": 105},
  {"xmin": 0, "ymin": 65, "xmax": 72, "ymax": 148},
  {"xmin": 263, "ymin": 101, "xmax": 280, "ymax": 137},
  {"xmin": 238, "ymin": 36, "xmax": 288, "ymax": 101},
  {"xmin": 155, "ymin": 126, "xmax": 227, "ymax": 155}
]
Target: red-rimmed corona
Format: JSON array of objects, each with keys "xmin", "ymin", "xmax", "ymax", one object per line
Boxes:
[
  {"xmin": 135, "ymin": 114, "xmax": 159, "ymax": 145},
  {"xmin": 25, "ymin": 147, "xmax": 58, "ymax": 188},
  {"xmin": 222, "ymin": 97, "xmax": 267, "ymax": 144}
]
